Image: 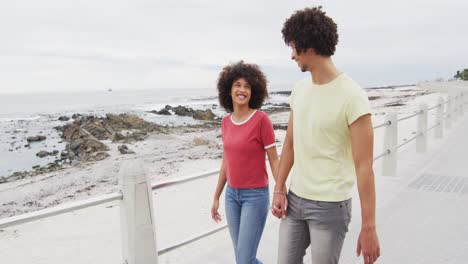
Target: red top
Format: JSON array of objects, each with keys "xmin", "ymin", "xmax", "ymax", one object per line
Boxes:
[{"xmin": 221, "ymin": 110, "xmax": 276, "ymax": 188}]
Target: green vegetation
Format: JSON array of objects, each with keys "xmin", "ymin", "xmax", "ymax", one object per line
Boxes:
[{"xmin": 454, "ymin": 69, "xmax": 468, "ymax": 80}]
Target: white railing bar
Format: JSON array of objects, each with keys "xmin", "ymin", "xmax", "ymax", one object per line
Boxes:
[
  {"xmin": 397, "ymin": 111, "xmax": 423, "ymax": 122},
  {"xmin": 396, "ymin": 133, "xmax": 422, "ymax": 149},
  {"xmin": 0, "ymin": 192, "xmax": 122, "ymax": 229},
  {"xmin": 373, "ymin": 149, "xmax": 391, "ymax": 161},
  {"xmin": 441, "ymin": 99, "xmax": 451, "ymax": 106},
  {"xmin": 427, "ymin": 104, "xmax": 440, "ymax": 111},
  {"xmin": 426, "ymin": 122, "xmax": 441, "ymax": 132},
  {"xmin": 151, "ymin": 169, "xmax": 219, "ymax": 190},
  {"xmin": 158, "ymin": 224, "xmax": 229, "ymax": 255},
  {"xmin": 373, "ymin": 120, "xmax": 391, "ymax": 130}
]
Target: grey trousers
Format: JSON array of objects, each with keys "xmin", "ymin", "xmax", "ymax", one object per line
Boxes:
[{"xmin": 277, "ymin": 191, "xmax": 352, "ymax": 264}]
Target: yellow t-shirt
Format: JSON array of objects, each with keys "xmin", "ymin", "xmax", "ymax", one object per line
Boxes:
[{"xmin": 289, "ymin": 73, "xmax": 371, "ymax": 202}]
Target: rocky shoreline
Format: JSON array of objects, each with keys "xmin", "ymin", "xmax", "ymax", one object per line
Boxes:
[{"xmin": 0, "ymin": 103, "xmax": 292, "ymax": 185}]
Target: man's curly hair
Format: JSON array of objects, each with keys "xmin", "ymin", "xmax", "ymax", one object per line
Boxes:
[
  {"xmin": 216, "ymin": 61, "xmax": 268, "ymax": 113},
  {"xmin": 282, "ymin": 6, "xmax": 338, "ymax": 56}
]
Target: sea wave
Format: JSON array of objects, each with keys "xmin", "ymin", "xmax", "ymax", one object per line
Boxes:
[{"xmin": 0, "ymin": 115, "xmax": 42, "ymax": 122}]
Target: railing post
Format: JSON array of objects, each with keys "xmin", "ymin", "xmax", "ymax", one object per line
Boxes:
[
  {"xmin": 382, "ymin": 112, "xmax": 398, "ymax": 177},
  {"xmin": 456, "ymin": 92, "xmax": 462, "ymax": 118},
  {"xmin": 435, "ymin": 97, "xmax": 444, "ymax": 139},
  {"xmin": 416, "ymin": 103, "xmax": 428, "ymax": 153},
  {"xmin": 452, "ymin": 93, "xmax": 459, "ymax": 122},
  {"xmin": 446, "ymin": 94, "xmax": 453, "ymax": 129},
  {"xmin": 465, "ymin": 92, "xmax": 468, "ymax": 113},
  {"xmin": 461, "ymin": 92, "xmax": 466, "ymax": 115},
  {"xmin": 120, "ymin": 161, "xmax": 159, "ymax": 264}
]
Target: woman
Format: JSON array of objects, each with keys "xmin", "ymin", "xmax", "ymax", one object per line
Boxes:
[{"xmin": 211, "ymin": 61, "xmax": 280, "ymax": 264}]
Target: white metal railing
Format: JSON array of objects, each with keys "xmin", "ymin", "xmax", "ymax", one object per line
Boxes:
[{"xmin": 0, "ymin": 86, "xmax": 467, "ymax": 264}]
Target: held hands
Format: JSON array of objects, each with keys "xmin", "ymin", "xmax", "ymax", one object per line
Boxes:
[
  {"xmin": 357, "ymin": 226, "xmax": 380, "ymax": 264},
  {"xmin": 271, "ymin": 185, "xmax": 288, "ymax": 219},
  {"xmin": 211, "ymin": 199, "xmax": 222, "ymax": 222}
]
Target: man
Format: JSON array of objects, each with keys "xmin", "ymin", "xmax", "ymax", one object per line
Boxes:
[{"xmin": 272, "ymin": 6, "xmax": 381, "ymax": 264}]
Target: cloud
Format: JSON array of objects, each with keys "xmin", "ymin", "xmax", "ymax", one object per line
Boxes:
[{"xmin": 1, "ymin": 0, "xmax": 467, "ymax": 94}]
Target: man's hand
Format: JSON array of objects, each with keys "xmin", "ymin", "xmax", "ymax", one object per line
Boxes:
[
  {"xmin": 356, "ymin": 227, "xmax": 380, "ymax": 264},
  {"xmin": 271, "ymin": 187, "xmax": 288, "ymax": 218}
]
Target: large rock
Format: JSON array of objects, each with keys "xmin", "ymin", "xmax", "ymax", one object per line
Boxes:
[
  {"xmin": 53, "ymin": 113, "xmax": 164, "ymax": 163},
  {"xmin": 58, "ymin": 114, "xmax": 160, "ymax": 142},
  {"xmin": 58, "ymin": 116, "xmax": 70, "ymax": 121},
  {"xmin": 72, "ymin": 113, "xmax": 83, "ymax": 119},
  {"xmin": 68, "ymin": 138, "xmax": 110, "ymax": 161},
  {"xmin": 172, "ymin": 105, "xmax": 216, "ymax": 121},
  {"xmin": 157, "ymin": 109, "xmax": 171, "ymax": 115},
  {"xmin": 36, "ymin": 150, "xmax": 49, "ymax": 158},
  {"xmin": 82, "ymin": 120, "xmax": 113, "ymax": 140},
  {"xmin": 118, "ymin": 145, "xmax": 136, "ymax": 154},
  {"xmin": 193, "ymin": 109, "xmax": 216, "ymax": 121},
  {"xmin": 62, "ymin": 123, "xmax": 82, "ymax": 140},
  {"xmin": 105, "ymin": 114, "xmax": 159, "ymax": 132},
  {"xmin": 172, "ymin": 106, "xmax": 194, "ymax": 117},
  {"xmin": 149, "ymin": 108, "xmax": 172, "ymax": 115}
]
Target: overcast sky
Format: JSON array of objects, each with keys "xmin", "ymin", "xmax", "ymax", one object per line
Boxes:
[{"xmin": 1, "ymin": 0, "xmax": 467, "ymax": 94}]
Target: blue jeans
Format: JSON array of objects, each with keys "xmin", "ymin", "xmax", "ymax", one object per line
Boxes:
[{"xmin": 225, "ymin": 185, "xmax": 269, "ymax": 264}]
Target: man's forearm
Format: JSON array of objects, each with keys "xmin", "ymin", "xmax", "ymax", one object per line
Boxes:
[
  {"xmin": 274, "ymin": 145, "xmax": 294, "ymax": 191},
  {"xmin": 356, "ymin": 166, "xmax": 376, "ymax": 228}
]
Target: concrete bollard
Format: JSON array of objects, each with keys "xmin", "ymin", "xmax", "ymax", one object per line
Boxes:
[
  {"xmin": 382, "ymin": 112, "xmax": 398, "ymax": 177},
  {"xmin": 416, "ymin": 103, "xmax": 428, "ymax": 153},
  {"xmin": 120, "ymin": 161, "xmax": 158, "ymax": 264},
  {"xmin": 435, "ymin": 97, "xmax": 444, "ymax": 139}
]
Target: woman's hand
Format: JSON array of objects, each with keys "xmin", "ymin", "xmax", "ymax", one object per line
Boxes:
[
  {"xmin": 211, "ymin": 199, "xmax": 222, "ymax": 222},
  {"xmin": 271, "ymin": 187, "xmax": 288, "ymax": 219}
]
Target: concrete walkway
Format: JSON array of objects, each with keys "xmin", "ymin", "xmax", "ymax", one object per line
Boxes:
[{"xmin": 161, "ymin": 115, "xmax": 468, "ymax": 263}]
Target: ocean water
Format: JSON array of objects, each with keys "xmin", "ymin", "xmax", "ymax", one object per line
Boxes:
[{"xmin": 0, "ymin": 88, "xmax": 290, "ymax": 177}]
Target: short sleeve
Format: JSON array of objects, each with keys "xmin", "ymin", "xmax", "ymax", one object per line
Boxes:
[
  {"xmin": 346, "ymin": 91, "xmax": 372, "ymax": 125},
  {"xmin": 260, "ymin": 115, "xmax": 276, "ymax": 149},
  {"xmin": 289, "ymin": 87, "xmax": 296, "ymax": 110},
  {"xmin": 221, "ymin": 115, "xmax": 229, "ymax": 139}
]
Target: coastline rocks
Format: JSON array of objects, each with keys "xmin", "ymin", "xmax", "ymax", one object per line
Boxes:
[
  {"xmin": 82, "ymin": 120, "xmax": 113, "ymax": 140},
  {"xmin": 36, "ymin": 150, "xmax": 49, "ymax": 158},
  {"xmin": 118, "ymin": 145, "xmax": 136, "ymax": 154},
  {"xmin": 68, "ymin": 138, "xmax": 109, "ymax": 162},
  {"xmin": 149, "ymin": 108, "xmax": 171, "ymax": 115},
  {"xmin": 192, "ymin": 109, "xmax": 216, "ymax": 121},
  {"xmin": 52, "ymin": 113, "xmax": 164, "ymax": 164},
  {"xmin": 36, "ymin": 150, "xmax": 60, "ymax": 158},
  {"xmin": 262, "ymin": 103, "xmax": 290, "ymax": 115},
  {"xmin": 26, "ymin": 135, "xmax": 47, "ymax": 143},
  {"xmin": 150, "ymin": 105, "xmax": 217, "ymax": 121},
  {"xmin": 72, "ymin": 113, "xmax": 82, "ymax": 119},
  {"xmin": 58, "ymin": 116, "xmax": 70, "ymax": 121},
  {"xmin": 172, "ymin": 105, "xmax": 193, "ymax": 117},
  {"xmin": 58, "ymin": 114, "xmax": 161, "ymax": 142}
]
